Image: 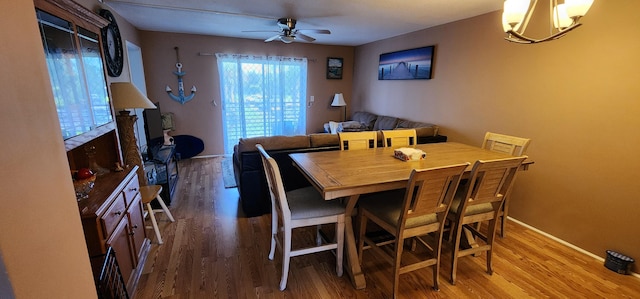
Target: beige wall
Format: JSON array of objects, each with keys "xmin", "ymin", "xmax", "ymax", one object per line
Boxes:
[
  {"xmin": 139, "ymin": 31, "xmax": 354, "ymax": 155},
  {"xmin": 353, "ymin": 1, "xmax": 640, "ymax": 271},
  {"xmin": 1, "ymin": 0, "xmax": 95, "ymax": 297},
  {"xmin": 0, "ymin": 0, "xmax": 143, "ymax": 297}
]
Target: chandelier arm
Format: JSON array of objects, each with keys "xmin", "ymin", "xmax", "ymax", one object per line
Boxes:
[{"xmin": 505, "ymin": 23, "xmax": 583, "ymax": 44}]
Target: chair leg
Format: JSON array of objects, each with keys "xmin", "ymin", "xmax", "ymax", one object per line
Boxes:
[
  {"xmin": 392, "ymin": 237, "xmax": 404, "ymax": 299},
  {"xmin": 500, "ymin": 199, "xmax": 509, "ymax": 238},
  {"xmin": 486, "ymin": 219, "xmax": 498, "ymax": 275},
  {"xmin": 336, "ymin": 217, "xmax": 345, "ymax": 277},
  {"xmin": 155, "ymin": 194, "xmax": 175, "ymax": 222},
  {"xmin": 450, "ymin": 222, "xmax": 464, "ymax": 285},
  {"xmin": 269, "ymin": 208, "xmax": 277, "ymax": 261},
  {"xmin": 433, "ymin": 231, "xmax": 442, "ymax": 291},
  {"xmin": 146, "ymin": 202, "xmax": 163, "ymax": 244},
  {"xmin": 279, "ymin": 226, "xmax": 292, "ymax": 291}
]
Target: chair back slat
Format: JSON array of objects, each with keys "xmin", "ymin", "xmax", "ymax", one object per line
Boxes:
[
  {"xmin": 338, "ymin": 131, "xmax": 377, "ymax": 150},
  {"xmin": 382, "ymin": 129, "xmax": 417, "ymax": 148}
]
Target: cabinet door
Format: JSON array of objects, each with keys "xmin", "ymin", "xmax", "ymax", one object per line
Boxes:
[
  {"xmin": 106, "ymin": 218, "xmax": 134, "ymax": 284},
  {"xmin": 128, "ymin": 194, "xmax": 146, "ymax": 262}
]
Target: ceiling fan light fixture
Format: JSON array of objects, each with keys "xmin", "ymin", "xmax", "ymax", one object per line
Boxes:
[{"xmin": 279, "ymin": 35, "xmax": 295, "ymax": 43}]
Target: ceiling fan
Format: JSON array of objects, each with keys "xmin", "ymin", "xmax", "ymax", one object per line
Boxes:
[{"xmin": 244, "ymin": 18, "xmax": 331, "ymax": 43}]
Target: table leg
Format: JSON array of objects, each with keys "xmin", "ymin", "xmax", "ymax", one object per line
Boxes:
[{"xmin": 343, "ymin": 194, "xmax": 366, "ymax": 289}]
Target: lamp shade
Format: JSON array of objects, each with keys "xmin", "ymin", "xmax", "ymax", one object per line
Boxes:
[
  {"xmin": 331, "ymin": 93, "xmax": 346, "ymax": 107},
  {"xmin": 110, "ymin": 82, "xmax": 157, "ymax": 110}
]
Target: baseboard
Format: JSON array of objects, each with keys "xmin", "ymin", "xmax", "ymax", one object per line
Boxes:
[
  {"xmin": 191, "ymin": 154, "xmax": 227, "ymax": 159},
  {"xmin": 508, "ymin": 217, "xmax": 639, "ymax": 278}
]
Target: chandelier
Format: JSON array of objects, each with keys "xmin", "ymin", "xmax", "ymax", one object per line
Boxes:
[{"xmin": 502, "ymin": 0, "xmax": 594, "ymax": 44}]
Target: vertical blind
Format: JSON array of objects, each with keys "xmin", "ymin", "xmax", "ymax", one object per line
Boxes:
[{"xmin": 216, "ymin": 54, "xmax": 307, "ymax": 154}]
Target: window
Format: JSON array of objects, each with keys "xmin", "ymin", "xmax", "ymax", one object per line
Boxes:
[
  {"xmin": 216, "ymin": 54, "xmax": 307, "ymax": 154},
  {"xmin": 37, "ymin": 9, "xmax": 112, "ymax": 140}
]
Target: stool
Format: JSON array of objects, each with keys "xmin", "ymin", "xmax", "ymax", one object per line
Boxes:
[{"xmin": 139, "ymin": 185, "xmax": 175, "ymax": 244}]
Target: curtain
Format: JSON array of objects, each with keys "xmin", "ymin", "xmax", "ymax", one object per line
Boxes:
[{"xmin": 216, "ymin": 54, "xmax": 307, "ymax": 154}]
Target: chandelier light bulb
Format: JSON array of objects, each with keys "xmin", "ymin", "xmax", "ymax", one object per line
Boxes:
[{"xmin": 553, "ymin": 4, "xmax": 573, "ymax": 29}]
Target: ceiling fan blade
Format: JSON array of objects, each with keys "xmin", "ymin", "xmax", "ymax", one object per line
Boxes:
[
  {"xmin": 295, "ymin": 32, "xmax": 315, "ymax": 42},
  {"xmin": 242, "ymin": 30, "xmax": 280, "ymax": 33},
  {"xmin": 298, "ymin": 29, "xmax": 331, "ymax": 34},
  {"xmin": 264, "ymin": 34, "xmax": 281, "ymax": 42}
]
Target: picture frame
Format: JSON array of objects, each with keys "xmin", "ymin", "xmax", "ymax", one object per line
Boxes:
[
  {"xmin": 378, "ymin": 45, "xmax": 435, "ymax": 80},
  {"xmin": 327, "ymin": 57, "xmax": 343, "ymax": 79}
]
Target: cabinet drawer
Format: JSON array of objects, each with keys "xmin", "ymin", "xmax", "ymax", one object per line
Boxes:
[
  {"xmin": 101, "ymin": 193, "xmax": 127, "ymax": 237},
  {"xmin": 122, "ymin": 174, "xmax": 140, "ymax": 205}
]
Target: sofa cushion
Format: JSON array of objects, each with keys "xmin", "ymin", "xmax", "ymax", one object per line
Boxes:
[
  {"xmin": 340, "ymin": 121, "xmax": 367, "ymax": 132},
  {"xmin": 352, "ymin": 111, "xmax": 378, "ymax": 130},
  {"xmin": 373, "ymin": 115, "xmax": 399, "ymax": 130},
  {"xmin": 238, "ymin": 135, "xmax": 310, "ymax": 153},
  {"xmin": 309, "ymin": 133, "xmax": 340, "ymax": 147},
  {"xmin": 396, "ymin": 119, "xmax": 438, "ymax": 137}
]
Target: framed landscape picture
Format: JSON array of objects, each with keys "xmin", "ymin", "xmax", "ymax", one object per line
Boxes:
[
  {"xmin": 327, "ymin": 57, "xmax": 343, "ymax": 79},
  {"xmin": 378, "ymin": 46, "xmax": 435, "ymax": 80}
]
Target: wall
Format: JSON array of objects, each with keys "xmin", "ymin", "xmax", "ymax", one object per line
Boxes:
[
  {"xmin": 0, "ymin": 0, "xmax": 144, "ymax": 297},
  {"xmin": 353, "ymin": 1, "xmax": 640, "ymax": 270},
  {"xmin": 140, "ymin": 31, "xmax": 354, "ymax": 155},
  {"xmin": 1, "ymin": 0, "xmax": 96, "ymax": 297}
]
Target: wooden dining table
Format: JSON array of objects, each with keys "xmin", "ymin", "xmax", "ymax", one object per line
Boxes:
[{"xmin": 289, "ymin": 142, "xmax": 533, "ymax": 289}]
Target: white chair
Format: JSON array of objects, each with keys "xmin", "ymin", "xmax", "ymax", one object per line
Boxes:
[
  {"xmin": 447, "ymin": 156, "xmax": 527, "ymax": 284},
  {"xmin": 357, "ymin": 163, "xmax": 468, "ymax": 298},
  {"xmin": 382, "ymin": 129, "xmax": 417, "ymax": 148},
  {"xmin": 481, "ymin": 132, "xmax": 531, "ymax": 237},
  {"xmin": 256, "ymin": 144, "xmax": 345, "ymax": 291},
  {"xmin": 338, "ymin": 131, "xmax": 377, "ymax": 150},
  {"xmin": 139, "ymin": 185, "xmax": 175, "ymax": 244}
]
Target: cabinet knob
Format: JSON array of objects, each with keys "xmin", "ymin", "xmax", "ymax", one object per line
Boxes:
[
  {"xmin": 133, "ymin": 225, "xmax": 138, "ymax": 229},
  {"xmin": 115, "ymin": 211, "xmax": 122, "ymax": 216},
  {"xmin": 129, "ymin": 187, "xmax": 138, "ymax": 192}
]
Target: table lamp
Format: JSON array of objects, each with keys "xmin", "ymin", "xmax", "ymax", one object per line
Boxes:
[
  {"xmin": 111, "ymin": 82, "xmax": 157, "ymax": 185},
  {"xmin": 331, "ymin": 93, "xmax": 347, "ymax": 121}
]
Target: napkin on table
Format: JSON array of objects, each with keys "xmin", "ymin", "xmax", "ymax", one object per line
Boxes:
[{"xmin": 394, "ymin": 147, "xmax": 426, "ymax": 161}]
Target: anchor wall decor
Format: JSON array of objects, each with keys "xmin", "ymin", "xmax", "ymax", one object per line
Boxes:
[{"xmin": 166, "ymin": 46, "xmax": 196, "ymax": 104}]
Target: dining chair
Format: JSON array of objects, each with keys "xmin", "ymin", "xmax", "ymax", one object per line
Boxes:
[
  {"xmin": 481, "ymin": 132, "xmax": 531, "ymax": 237},
  {"xmin": 338, "ymin": 131, "xmax": 377, "ymax": 150},
  {"xmin": 446, "ymin": 156, "xmax": 527, "ymax": 285},
  {"xmin": 256, "ymin": 144, "xmax": 345, "ymax": 291},
  {"xmin": 382, "ymin": 129, "xmax": 417, "ymax": 148},
  {"xmin": 357, "ymin": 163, "xmax": 469, "ymax": 298}
]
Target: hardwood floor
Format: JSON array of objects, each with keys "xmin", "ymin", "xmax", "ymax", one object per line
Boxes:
[{"xmin": 134, "ymin": 157, "xmax": 640, "ymax": 298}]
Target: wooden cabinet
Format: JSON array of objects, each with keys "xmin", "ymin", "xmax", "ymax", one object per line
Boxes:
[{"xmin": 80, "ymin": 166, "xmax": 150, "ymax": 295}]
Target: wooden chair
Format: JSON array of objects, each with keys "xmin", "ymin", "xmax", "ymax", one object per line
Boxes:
[
  {"xmin": 256, "ymin": 144, "xmax": 345, "ymax": 291},
  {"xmin": 357, "ymin": 163, "xmax": 469, "ymax": 298},
  {"xmin": 338, "ymin": 131, "xmax": 377, "ymax": 150},
  {"xmin": 446, "ymin": 156, "xmax": 527, "ymax": 285},
  {"xmin": 139, "ymin": 185, "xmax": 175, "ymax": 244},
  {"xmin": 481, "ymin": 132, "xmax": 531, "ymax": 237},
  {"xmin": 382, "ymin": 129, "xmax": 417, "ymax": 148}
]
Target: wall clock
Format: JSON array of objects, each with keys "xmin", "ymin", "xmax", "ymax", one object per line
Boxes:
[{"xmin": 99, "ymin": 9, "xmax": 123, "ymax": 77}]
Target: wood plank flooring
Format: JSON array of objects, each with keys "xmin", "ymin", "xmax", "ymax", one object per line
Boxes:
[{"xmin": 134, "ymin": 157, "xmax": 640, "ymax": 298}]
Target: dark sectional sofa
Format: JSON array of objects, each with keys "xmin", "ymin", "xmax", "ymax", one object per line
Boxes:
[{"xmin": 232, "ymin": 111, "xmax": 447, "ymax": 217}]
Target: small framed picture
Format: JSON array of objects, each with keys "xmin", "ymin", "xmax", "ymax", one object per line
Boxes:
[{"xmin": 327, "ymin": 57, "xmax": 343, "ymax": 79}]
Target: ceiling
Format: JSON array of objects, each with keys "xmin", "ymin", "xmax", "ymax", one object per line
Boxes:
[{"xmin": 103, "ymin": 0, "xmax": 503, "ymax": 46}]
